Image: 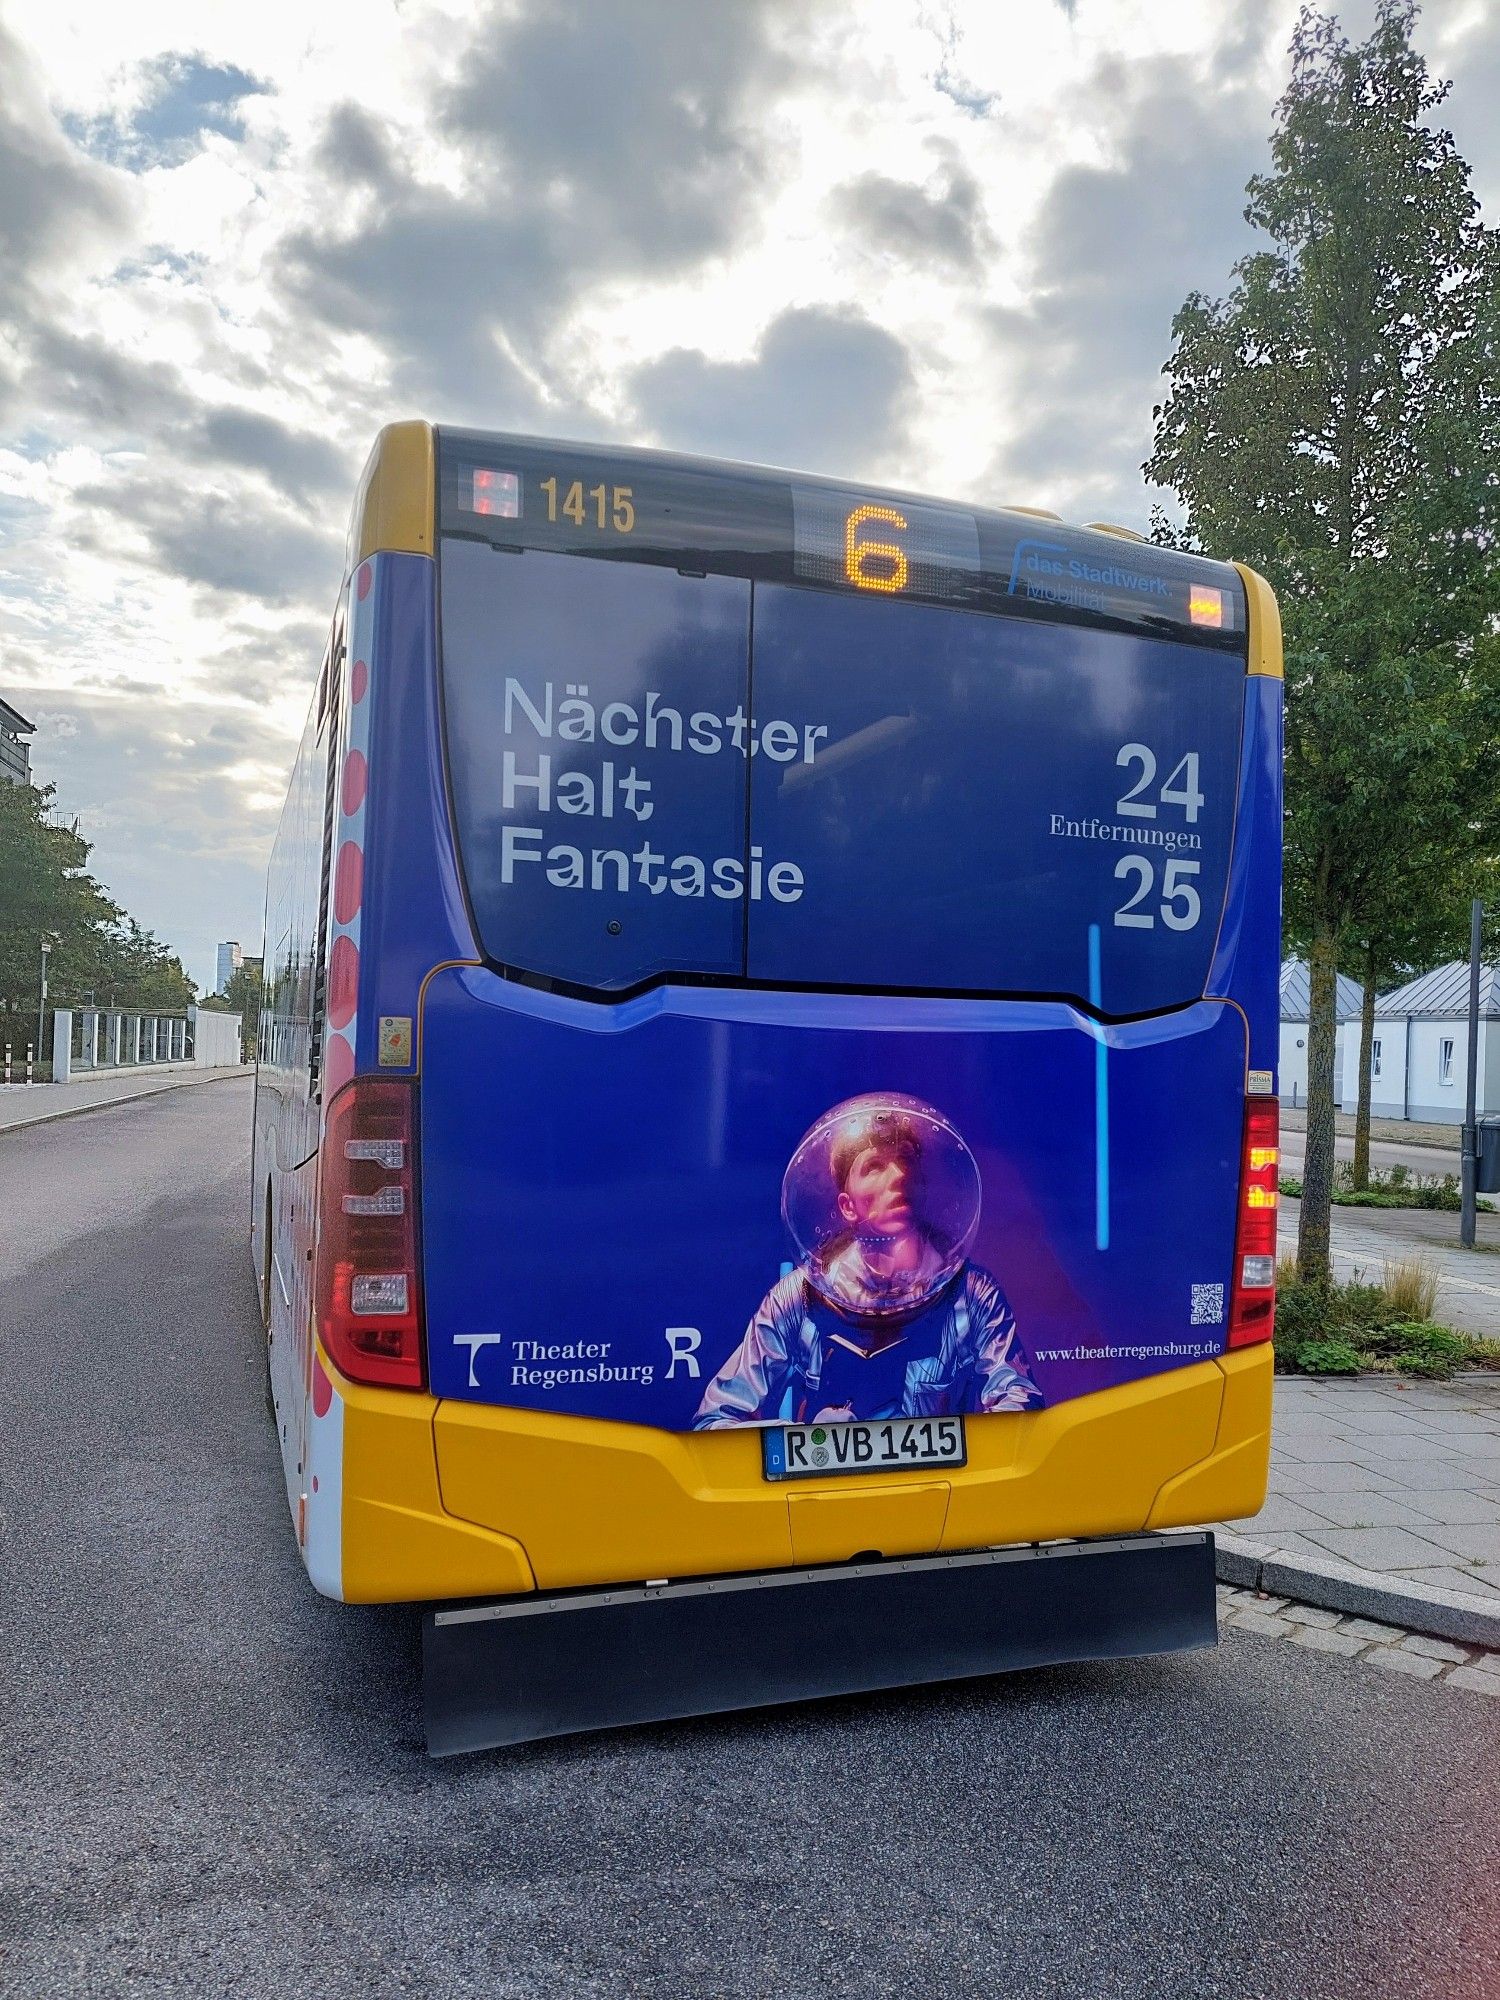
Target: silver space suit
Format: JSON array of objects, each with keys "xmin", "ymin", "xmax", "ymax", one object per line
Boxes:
[
  {"xmin": 695, "ymin": 1090, "xmax": 1041, "ymax": 1426},
  {"xmin": 692, "ymin": 1246, "xmax": 1041, "ymax": 1426}
]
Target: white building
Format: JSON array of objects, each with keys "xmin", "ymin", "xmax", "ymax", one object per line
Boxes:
[
  {"xmin": 216, "ymin": 940, "xmax": 243, "ymax": 994},
  {"xmin": 1279, "ymin": 958, "xmax": 1363, "ymax": 1108},
  {"xmin": 1338, "ymin": 961, "xmax": 1500, "ymax": 1125}
]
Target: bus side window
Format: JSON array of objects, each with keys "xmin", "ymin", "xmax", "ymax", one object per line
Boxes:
[{"xmin": 309, "ymin": 587, "xmax": 350, "ymax": 1096}]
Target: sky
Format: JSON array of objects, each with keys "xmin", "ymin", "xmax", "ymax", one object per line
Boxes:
[{"xmin": 1, "ymin": 0, "xmax": 1497, "ymax": 993}]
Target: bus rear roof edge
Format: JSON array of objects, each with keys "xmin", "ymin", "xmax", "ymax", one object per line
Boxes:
[
  {"xmin": 1233, "ymin": 563, "xmax": 1284, "ymax": 678},
  {"xmin": 348, "ymin": 420, "xmax": 436, "ymax": 568}
]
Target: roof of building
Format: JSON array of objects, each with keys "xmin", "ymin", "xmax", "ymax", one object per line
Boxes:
[
  {"xmin": 1279, "ymin": 958, "xmax": 1364, "ymax": 1022},
  {"xmin": 0, "ymin": 696, "xmax": 36, "ymax": 736},
  {"xmin": 1374, "ymin": 961, "xmax": 1500, "ymax": 1020}
]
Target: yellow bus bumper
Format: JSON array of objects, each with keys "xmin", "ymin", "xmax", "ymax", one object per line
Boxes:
[{"xmin": 327, "ymin": 1342, "xmax": 1271, "ymax": 1604}]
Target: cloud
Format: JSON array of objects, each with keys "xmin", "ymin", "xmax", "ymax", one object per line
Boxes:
[
  {"xmin": 314, "ymin": 103, "xmax": 398, "ymax": 193},
  {"xmin": 0, "ymin": 22, "xmax": 131, "ymax": 333},
  {"xmin": 829, "ymin": 153, "xmax": 995, "ymax": 271},
  {"xmin": 280, "ymin": 197, "xmax": 561, "ymax": 421},
  {"xmin": 1421, "ymin": 2, "xmax": 1500, "ymax": 204},
  {"xmin": 980, "ymin": 41, "xmax": 1277, "ymax": 523},
  {"xmin": 11, "ymin": 682, "xmax": 301, "ymax": 989},
  {"xmin": 69, "ymin": 464, "xmax": 342, "ymax": 608},
  {"xmin": 630, "ymin": 306, "xmax": 914, "ymax": 475},
  {"xmin": 283, "ymin": 0, "xmax": 799, "ymax": 415},
  {"xmin": 442, "ymin": 0, "xmax": 791, "ymax": 270},
  {"xmin": 23, "ymin": 330, "xmax": 347, "ymax": 507}
]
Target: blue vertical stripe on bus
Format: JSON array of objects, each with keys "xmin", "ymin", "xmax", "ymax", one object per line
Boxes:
[{"xmin": 1089, "ymin": 922, "xmax": 1109, "ymax": 1252}]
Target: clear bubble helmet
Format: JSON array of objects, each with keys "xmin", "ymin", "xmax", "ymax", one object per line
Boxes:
[{"xmin": 781, "ymin": 1092, "xmax": 982, "ymax": 1324}]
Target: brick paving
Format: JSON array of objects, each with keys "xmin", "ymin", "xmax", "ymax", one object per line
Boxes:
[
  {"xmin": 1214, "ymin": 1374, "xmax": 1500, "ymax": 1622},
  {"xmin": 1216, "ymin": 1581, "xmax": 1500, "ymax": 1694}
]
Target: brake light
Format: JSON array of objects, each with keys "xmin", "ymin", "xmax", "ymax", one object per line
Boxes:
[
  {"xmin": 1228, "ymin": 1097, "xmax": 1278, "ymax": 1347},
  {"xmin": 315, "ymin": 1077, "xmax": 425, "ymax": 1389}
]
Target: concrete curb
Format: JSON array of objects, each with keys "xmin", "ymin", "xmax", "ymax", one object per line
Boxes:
[
  {"xmin": 0, "ymin": 1066, "xmax": 251, "ymax": 1136},
  {"xmin": 1214, "ymin": 1531, "xmax": 1500, "ymax": 1650}
]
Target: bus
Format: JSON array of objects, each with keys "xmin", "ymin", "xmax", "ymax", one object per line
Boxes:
[{"xmin": 253, "ymin": 421, "xmax": 1281, "ymax": 1752}]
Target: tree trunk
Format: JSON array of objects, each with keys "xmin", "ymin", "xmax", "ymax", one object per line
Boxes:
[
  {"xmin": 1351, "ymin": 945, "xmax": 1378, "ymax": 1190},
  {"xmin": 1297, "ymin": 912, "xmax": 1340, "ymax": 1285}
]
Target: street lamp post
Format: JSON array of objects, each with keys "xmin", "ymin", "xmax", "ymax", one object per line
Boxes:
[
  {"xmin": 37, "ymin": 940, "xmax": 51, "ymax": 1074},
  {"xmin": 1461, "ymin": 898, "xmax": 1484, "ymax": 1250}
]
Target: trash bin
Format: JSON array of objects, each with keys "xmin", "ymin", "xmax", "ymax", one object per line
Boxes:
[{"xmin": 1476, "ymin": 1116, "xmax": 1500, "ymax": 1194}]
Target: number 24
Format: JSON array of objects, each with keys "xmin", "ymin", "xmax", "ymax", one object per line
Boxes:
[
  {"xmin": 1116, "ymin": 744, "xmax": 1203, "ymax": 823},
  {"xmin": 1114, "ymin": 856, "xmax": 1201, "ymax": 931}
]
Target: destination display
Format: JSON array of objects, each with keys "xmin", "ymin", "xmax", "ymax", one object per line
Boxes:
[{"xmin": 437, "ymin": 428, "xmax": 1247, "ymax": 649}]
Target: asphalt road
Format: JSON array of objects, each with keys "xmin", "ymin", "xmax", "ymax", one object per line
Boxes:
[
  {"xmin": 3, "ymin": 1081, "xmax": 1498, "ymax": 2000},
  {"xmin": 1278, "ymin": 1130, "xmax": 1461, "ymax": 1180}
]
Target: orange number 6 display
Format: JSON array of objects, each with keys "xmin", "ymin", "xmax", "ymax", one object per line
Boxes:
[{"xmin": 844, "ymin": 504, "xmax": 909, "ymax": 593}]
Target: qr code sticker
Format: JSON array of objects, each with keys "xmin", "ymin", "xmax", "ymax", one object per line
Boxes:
[{"xmin": 1191, "ymin": 1283, "xmax": 1225, "ymax": 1327}]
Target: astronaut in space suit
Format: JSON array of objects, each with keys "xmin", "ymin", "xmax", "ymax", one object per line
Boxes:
[{"xmin": 693, "ymin": 1094, "xmax": 1042, "ymax": 1427}]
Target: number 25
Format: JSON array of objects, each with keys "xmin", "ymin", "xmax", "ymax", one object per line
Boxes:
[{"xmin": 1114, "ymin": 857, "xmax": 1201, "ymax": 931}]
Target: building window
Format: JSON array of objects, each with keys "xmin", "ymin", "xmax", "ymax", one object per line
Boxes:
[
  {"xmin": 1440, "ymin": 1037, "xmax": 1455, "ymax": 1084},
  {"xmin": 1372, "ymin": 1039, "xmax": 1382, "ymax": 1078}
]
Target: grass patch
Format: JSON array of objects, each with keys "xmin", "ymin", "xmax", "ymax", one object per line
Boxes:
[
  {"xmin": 1382, "ymin": 1254, "xmax": 1440, "ymax": 1319},
  {"xmin": 1274, "ymin": 1255, "xmax": 1500, "ymax": 1377},
  {"xmin": 1278, "ymin": 1160, "xmax": 1494, "ymax": 1212}
]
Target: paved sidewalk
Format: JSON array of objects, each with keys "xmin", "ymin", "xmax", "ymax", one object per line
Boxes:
[
  {"xmin": 0, "ymin": 1064, "xmax": 251, "ymax": 1134},
  {"xmin": 1280, "ymin": 1193, "xmax": 1500, "ymax": 1341},
  {"xmin": 1211, "ymin": 1374, "xmax": 1500, "ymax": 1645}
]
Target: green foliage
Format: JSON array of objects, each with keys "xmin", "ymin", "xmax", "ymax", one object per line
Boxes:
[
  {"xmin": 1145, "ymin": 0, "xmax": 1500, "ymax": 1283},
  {"xmin": 1275, "ymin": 1272, "xmax": 1497, "ymax": 1377},
  {"xmin": 1279, "ymin": 1166, "xmax": 1493, "ymax": 1211},
  {"xmin": 0, "ymin": 780, "xmax": 195, "ymax": 1031},
  {"xmin": 1294, "ymin": 1336, "xmax": 1363, "ymax": 1375},
  {"xmin": 1369, "ymin": 1319, "xmax": 1471, "ymax": 1376}
]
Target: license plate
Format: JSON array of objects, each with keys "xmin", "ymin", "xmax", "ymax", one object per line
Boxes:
[{"xmin": 761, "ymin": 1417, "xmax": 966, "ymax": 1481}]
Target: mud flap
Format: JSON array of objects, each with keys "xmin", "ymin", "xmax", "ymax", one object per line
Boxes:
[{"xmin": 422, "ymin": 1530, "xmax": 1217, "ymax": 1755}]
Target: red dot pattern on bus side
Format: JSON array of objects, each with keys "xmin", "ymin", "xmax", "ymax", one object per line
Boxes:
[
  {"xmin": 356, "ymin": 561, "xmax": 372, "ymax": 601},
  {"xmin": 312, "ymin": 1354, "xmax": 333, "ymax": 1418},
  {"xmin": 341, "ymin": 748, "xmax": 367, "ymax": 816},
  {"xmin": 326, "ymin": 933, "xmax": 359, "ymax": 1030},
  {"xmin": 333, "ymin": 841, "xmax": 363, "ymax": 925},
  {"xmin": 324, "ymin": 1028, "xmax": 354, "ymax": 1100},
  {"xmin": 351, "ymin": 658, "xmax": 368, "ymax": 704}
]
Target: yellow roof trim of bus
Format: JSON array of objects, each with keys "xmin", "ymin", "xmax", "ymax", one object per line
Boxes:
[
  {"xmin": 348, "ymin": 421, "xmax": 435, "ymax": 568},
  {"xmin": 1233, "ymin": 563, "xmax": 1284, "ymax": 679},
  {"xmin": 1084, "ymin": 521, "xmax": 1147, "ymax": 542}
]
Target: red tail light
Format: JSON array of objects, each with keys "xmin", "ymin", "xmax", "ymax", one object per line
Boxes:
[
  {"xmin": 315, "ymin": 1077, "xmax": 425, "ymax": 1389},
  {"xmin": 1228, "ymin": 1097, "xmax": 1278, "ymax": 1348}
]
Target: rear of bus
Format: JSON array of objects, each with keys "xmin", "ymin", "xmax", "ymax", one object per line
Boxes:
[{"xmin": 295, "ymin": 422, "xmax": 1281, "ymax": 1746}]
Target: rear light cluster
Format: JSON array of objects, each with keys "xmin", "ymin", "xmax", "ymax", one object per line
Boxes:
[
  {"xmin": 315, "ymin": 1078, "xmax": 425, "ymax": 1389},
  {"xmin": 1228, "ymin": 1097, "xmax": 1278, "ymax": 1347}
]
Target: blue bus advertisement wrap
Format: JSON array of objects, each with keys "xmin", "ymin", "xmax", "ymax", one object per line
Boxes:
[{"xmin": 402, "ymin": 484, "xmax": 1278, "ymax": 1433}]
